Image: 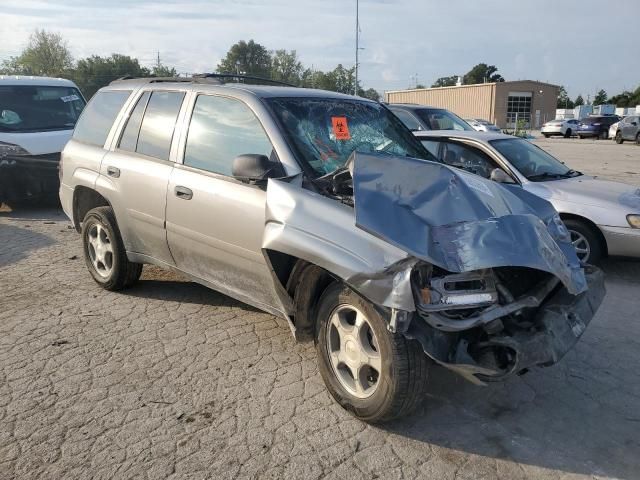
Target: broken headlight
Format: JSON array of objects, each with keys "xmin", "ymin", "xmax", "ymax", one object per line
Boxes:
[{"xmin": 0, "ymin": 141, "xmax": 30, "ymax": 158}]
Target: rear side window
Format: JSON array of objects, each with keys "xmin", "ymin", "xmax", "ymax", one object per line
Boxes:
[
  {"xmin": 391, "ymin": 109, "xmax": 422, "ymax": 131},
  {"xmin": 73, "ymin": 90, "xmax": 131, "ymax": 146},
  {"xmin": 118, "ymin": 91, "xmax": 151, "ymax": 152},
  {"xmin": 136, "ymin": 91, "xmax": 185, "ymax": 160},
  {"xmin": 183, "ymin": 95, "xmax": 273, "ymax": 176}
]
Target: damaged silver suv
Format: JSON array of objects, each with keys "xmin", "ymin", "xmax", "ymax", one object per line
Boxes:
[{"xmin": 60, "ymin": 76, "xmax": 605, "ymax": 422}]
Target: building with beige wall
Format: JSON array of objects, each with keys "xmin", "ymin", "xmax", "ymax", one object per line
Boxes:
[{"xmin": 385, "ymin": 80, "xmax": 559, "ymax": 129}]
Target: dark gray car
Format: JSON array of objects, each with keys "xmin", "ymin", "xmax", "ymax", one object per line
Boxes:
[
  {"xmin": 614, "ymin": 115, "xmax": 640, "ymax": 144},
  {"xmin": 387, "ymin": 103, "xmax": 473, "ymax": 132}
]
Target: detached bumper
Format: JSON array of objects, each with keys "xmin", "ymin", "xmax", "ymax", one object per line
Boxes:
[
  {"xmin": 0, "ymin": 153, "xmax": 60, "ymax": 203},
  {"xmin": 406, "ymin": 267, "xmax": 606, "ymax": 385}
]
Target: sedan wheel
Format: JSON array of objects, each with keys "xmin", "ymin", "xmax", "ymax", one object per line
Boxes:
[
  {"xmin": 616, "ymin": 131, "xmax": 624, "ymax": 144},
  {"xmin": 569, "ymin": 229, "xmax": 591, "ymax": 263},
  {"xmin": 564, "ymin": 128, "xmax": 572, "ymax": 138},
  {"xmin": 636, "ymin": 133, "xmax": 640, "ymax": 145}
]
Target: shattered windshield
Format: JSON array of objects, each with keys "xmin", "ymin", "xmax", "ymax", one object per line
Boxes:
[
  {"xmin": 0, "ymin": 85, "xmax": 85, "ymax": 132},
  {"xmin": 266, "ymin": 97, "xmax": 435, "ymax": 177}
]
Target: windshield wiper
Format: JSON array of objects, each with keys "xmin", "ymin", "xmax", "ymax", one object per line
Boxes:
[{"xmin": 527, "ymin": 172, "xmax": 569, "ymax": 181}]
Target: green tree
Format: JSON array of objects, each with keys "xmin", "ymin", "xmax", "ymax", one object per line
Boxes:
[
  {"xmin": 557, "ymin": 86, "xmax": 574, "ymax": 109},
  {"xmin": 270, "ymin": 49, "xmax": 303, "ymax": 85},
  {"xmin": 414, "ymin": 84, "xmax": 426, "ymax": 89},
  {"xmin": 359, "ymin": 87, "xmax": 380, "ymax": 101},
  {"xmin": 593, "ymin": 89, "xmax": 608, "ymax": 106},
  {"xmin": 574, "ymin": 94, "xmax": 585, "ymax": 106},
  {"xmin": 151, "ymin": 64, "xmax": 178, "ymax": 78},
  {"xmin": 72, "ymin": 54, "xmax": 150, "ymax": 98},
  {"xmin": 431, "ymin": 75, "xmax": 458, "ymax": 88},
  {"xmin": 1, "ymin": 29, "xmax": 73, "ymax": 77},
  {"xmin": 216, "ymin": 40, "xmax": 272, "ymax": 78},
  {"xmin": 463, "ymin": 63, "xmax": 504, "ymax": 85}
]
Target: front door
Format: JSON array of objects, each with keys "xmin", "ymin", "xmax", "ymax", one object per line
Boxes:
[{"xmin": 165, "ymin": 93, "xmax": 285, "ymax": 314}]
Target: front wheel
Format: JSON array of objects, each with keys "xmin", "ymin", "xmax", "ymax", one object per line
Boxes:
[
  {"xmin": 81, "ymin": 206, "xmax": 142, "ymax": 290},
  {"xmin": 563, "ymin": 218, "xmax": 603, "ymax": 264},
  {"xmin": 616, "ymin": 131, "xmax": 624, "ymax": 144},
  {"xmin": 315, "ymin": 283, "xmax": 430, "ymax": 422}
]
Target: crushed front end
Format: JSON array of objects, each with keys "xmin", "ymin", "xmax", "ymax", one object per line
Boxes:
[{"xmin": 403, "ymin": 264, "xmax": 605, "ymax": 384}]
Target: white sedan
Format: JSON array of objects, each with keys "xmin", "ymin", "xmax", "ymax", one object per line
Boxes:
[
  {"xmin": 541, "ymin": 118, "xmax": 580, "ymax": 138},
  {"xmin": 465, "ymin": 118, "xmax": 501, "ymax": 132}
]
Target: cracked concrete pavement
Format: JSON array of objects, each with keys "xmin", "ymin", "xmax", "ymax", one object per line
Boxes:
[{"xmin": 1, "ymin": 140, "xmax": 639, "ymax": 479}]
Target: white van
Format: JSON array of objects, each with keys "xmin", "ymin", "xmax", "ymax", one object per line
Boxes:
[{"xmin": 0, "ymin": 76, "xmax": 85, "ymax": 206}]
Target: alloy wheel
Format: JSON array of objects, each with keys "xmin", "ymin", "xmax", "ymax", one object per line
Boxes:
[
  {"xmin": 325, "ymin": 304, "xmax": 382, "ymax": 399},
  {"xmin": 569, "ymin": 229, "xmax": 591, "ymax": 263},
  {"xmin": 87, "ymin": 223, "xmax": 114, "ymax": 278}
]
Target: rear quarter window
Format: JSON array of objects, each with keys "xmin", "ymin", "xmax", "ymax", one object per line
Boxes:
[{"xmin": 72, "ymin": 90, "xmax": 131, "ymax": 147}]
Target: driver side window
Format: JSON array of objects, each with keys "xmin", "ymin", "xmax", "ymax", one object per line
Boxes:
[{"xmin": 440, "ymin": 141, "xmax": 500, "ymax": 179}]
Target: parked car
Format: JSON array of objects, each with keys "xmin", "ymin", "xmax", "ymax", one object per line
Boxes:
[
  {"xmin": 541, "ymin": 118, "xmax": 580, "ymax": 138},
  {"xmin": 466, "ymin": 118, "xmax": 501, "ymax": 133},
  {"xmin": 0, "ymin": 75, "xmax": 86, "ymax": 207},
  {"xmin": 576, "ymin": 115, "xmax": 620, "ymax": 139},
  {"xmin": 415, "ymin": 130, "xmax": 640, "ymax": 264},
  {"xmin": 387, "ymin": 103, "xmax": 473, "ymax": 131},
  {"xmin": 614, "ymin": 115, "xmax": 640, "ymax": 144},
  {"xmin": 60, "ymin": 77, "xmax": 604, "ymax": 422}
]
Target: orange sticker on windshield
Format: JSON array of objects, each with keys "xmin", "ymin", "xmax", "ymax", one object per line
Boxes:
[{"xmin": 331, "ymin": 116, "xmax": 351, "ymax": 140}]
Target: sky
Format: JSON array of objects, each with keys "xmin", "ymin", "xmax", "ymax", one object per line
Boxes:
[{"xmin": 1, "ymin": 0, "xmax": 639, "ymax": 99}]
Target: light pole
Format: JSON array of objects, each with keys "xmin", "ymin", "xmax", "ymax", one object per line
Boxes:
[{"xmin": 354, "ymin": 0, "xmax": 359, "ymax": 96}]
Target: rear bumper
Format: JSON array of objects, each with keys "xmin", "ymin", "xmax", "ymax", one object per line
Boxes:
[
  {"xmin": 0, "ymin": 153, "xmax": 60, "ymax": 203},
  {"xmin": 406, "ymin": 267, "xmax": 605, "ymax": 384},
  {"xmin": 600, "ymin": 225, "xmax": 640, "ymax": 258}
]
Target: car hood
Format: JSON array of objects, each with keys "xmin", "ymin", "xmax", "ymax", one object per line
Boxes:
[
  {"xmin": 532, "ymin": 175, "xmax": 640, "ymax": 211},
  {"xmin": 0, "ymin": 129, "xmax": 73, "ymax": 155},
  {"xmin": 350, "ymin": 153, "xmax": 586, "ymax": 294}
]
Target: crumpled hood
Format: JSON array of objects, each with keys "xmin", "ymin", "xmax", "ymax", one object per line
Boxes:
[{"xmin": 351, "ymin": 152, "xmax": 587, "ymax": 294}]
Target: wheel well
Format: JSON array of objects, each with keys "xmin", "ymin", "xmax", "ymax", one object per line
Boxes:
[
  {"xmin": 559, "ymin": 213, "xmax": 608, "ymax": 256},
  {"xmin": 73, "ymin": 187, "xmax": 110, "ymax": 232},
  {"xmin": 264, "ymin": 250, "xmax": 335, "ymax": 342}
]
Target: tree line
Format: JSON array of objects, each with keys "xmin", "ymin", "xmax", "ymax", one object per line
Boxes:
[{"xmin": 1, "ymin": 30, "xmax": 380, "ymax": 100}]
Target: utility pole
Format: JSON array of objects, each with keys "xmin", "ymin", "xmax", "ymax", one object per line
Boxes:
[
  {"xmin": 354, "ymin": 0, "xmax": 359, "ymax": 96},
  {"xmin": 156, "ymin": 51, "xmax": 161, "ymax": 69}
]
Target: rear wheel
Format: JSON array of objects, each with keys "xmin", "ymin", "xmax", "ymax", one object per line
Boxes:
[
  {"xmin": 616, "ymin": 131, "xmax": 624, "ymax": 144},
  {"xmin": 81, "ymin": 206, "xmax": 142, "ymax": 290},
  {"xmin": 563, "ymin": 218, "xmax": 603, "ymax": 264},
  {"xmin": 564, "ymin": 128, "xmax": 572, "ymax": 138},
  {"xmin": 636, "ymin": 133, "xmax": 640, "ymax": 145},
  {"xmin": 599, "ymin": 130, "xmax": 608, "ymax": 140},
  {"xmin": 578, "ymin": 135, "xmax": 585, "ymax": 139},
  {"xmin": 543, "ymin": 133, "xmax": 550, "ymax": 138},
  {"xmin": 315, "ymin": 282, "xmax": 430, "ymax": 422}
]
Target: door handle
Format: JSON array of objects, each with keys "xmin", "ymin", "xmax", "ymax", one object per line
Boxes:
[
  {"xmin": 174, "ymin": 186, "xmax": 193, "ymax": 200},
  {"xmin": 106, "ymin": 166, "xmax": 120, "ymax": 178}
]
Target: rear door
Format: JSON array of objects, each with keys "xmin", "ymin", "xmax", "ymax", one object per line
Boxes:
[
  {"xmin": 165, "ymin": 93, "xmax": 286, "ymax": 313},
  {"xmin": 98, "ymin": 89, "xmax": 186, "ymax": 265},
  {"xmin": 623, "ymin": 116, "xmax": 639, "ymax": 140}
]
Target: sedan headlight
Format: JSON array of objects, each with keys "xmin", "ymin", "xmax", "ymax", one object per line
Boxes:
[
  {"xmin": 0, "ymin": 141, "xmax": 30, "ymax": 158},
  {"xmin": 627, "ymin": 215, "xmax": 640, "ymax": 229}
]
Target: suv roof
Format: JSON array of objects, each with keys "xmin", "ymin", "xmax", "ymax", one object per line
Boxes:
[{"xmin": 389, "ymin": 104, "xmax": 447, "ymax": 110}]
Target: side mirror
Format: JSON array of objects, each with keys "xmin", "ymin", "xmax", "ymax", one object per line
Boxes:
[
  {"xmin": 490, "ymin": 168, "xmax": 515, "ymax": 184},
  {"xmin": 232, "ymin": 154, "xmax": 284, "ymax": 182},
  {"xmin": 632, "ymin": 121, "xmax": 638, "ymax": 126}
]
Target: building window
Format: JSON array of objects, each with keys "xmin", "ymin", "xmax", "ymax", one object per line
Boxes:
[{"xmin": 506, "ymin": 92, "xmax": 532, "ymax": 128}]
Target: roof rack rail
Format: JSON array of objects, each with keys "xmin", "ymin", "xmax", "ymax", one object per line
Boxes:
[
  {"xmin": 110, "ymin": 76, "xmax": 216, "ymax": 86},
  {"xmin": 194, "ymin": 73, "xmax": 297, "ymax": 87}
]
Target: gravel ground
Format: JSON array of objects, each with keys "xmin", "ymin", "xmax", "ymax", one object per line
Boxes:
[{"xmin": 1, "ymin": 140, "xmax": 639, "ymax": 479}]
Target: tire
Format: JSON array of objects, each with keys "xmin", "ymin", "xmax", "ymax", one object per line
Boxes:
[
  {"xmin": 636, "ymin": 133, "xmax": 640, "ymax": 145},
  {"xmin": 598, "ymin": 130, "xmax": 608, "ymax": 140},
  {"xmin": 563, "ymin": 218, "xmax": 604, "ymax": 265},
  {"xmin": 543, "ymin": 134, "xmax": 550, "ymax": 138},
  {"xmin": 578, "ymin": 135, "xmax": 584, "ymax": 139},
  {"xmin": 615, "ymin": 131, "xmax": 624, "ymax": 144},
  {"xmin": 81, "ymin": 206, "xmax": 142, "ymax": 290},
  {"xmin": 564, "ymin": 128, "xmax": 572, "ymax": 138},
  {"xmin": 315, "ymin": 282, "xmax": 430, "ymax": 422}
]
